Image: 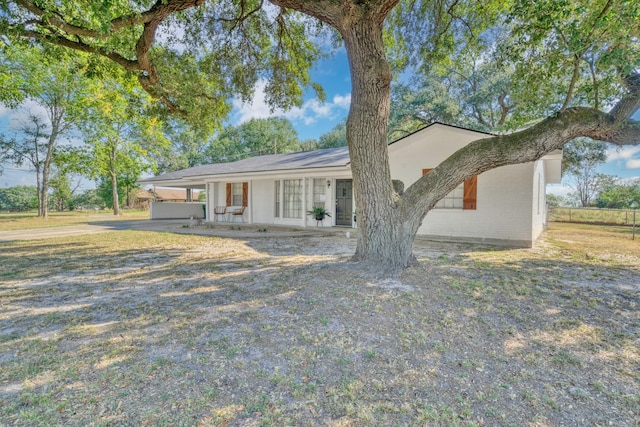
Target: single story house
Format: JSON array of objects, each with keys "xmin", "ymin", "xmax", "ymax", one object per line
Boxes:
[{"xmin": 139, "ymin": 122, "xmax": 562, "ymax": 246}]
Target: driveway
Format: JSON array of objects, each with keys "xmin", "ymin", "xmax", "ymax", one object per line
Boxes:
[{"xmin": 0, "ymin": 220, "xmax": 186, "ymax": 242}]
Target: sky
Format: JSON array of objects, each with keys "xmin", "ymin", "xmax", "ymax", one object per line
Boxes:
[{"xmin": 1, "ymin": 46, "xmax": 639, "ymax": 195}]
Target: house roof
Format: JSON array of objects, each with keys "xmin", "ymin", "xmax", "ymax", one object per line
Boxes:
[
  {"xmin": 139, "ymin": 122, "xmax": 561, "ymax": 187},
  {"xmin": 139, "ymin": 146, "xmax": 350, "ymax": 184}
]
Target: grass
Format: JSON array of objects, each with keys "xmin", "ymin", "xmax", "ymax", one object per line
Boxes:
[
  {"xmin": 0, "ymin": 209, "xmax": 149, "ymax": 231},
  {"xmin": 0, "ymin": 222, "xmax": 638, "ymax": 426},
  {"xmin": 549, "ymin": 206, "xmax": 639, "ymax": 226}
]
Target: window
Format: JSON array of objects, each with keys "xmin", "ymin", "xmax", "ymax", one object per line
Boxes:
[
  {"xmin": 312, "ymin": 178, "xmax": 326, "ymax": 209},
  {"xmin": 436, "ymin": 184, "xmax": 464, "ymax": 209},
  {"xmin": 283, "ymin": 179, "xmax": 303, "ymax": 218},
  {"xmin": 422, "ymin": 169, "xmax": 477, "ymax": 210},
  {"xmin": 226, "ymin": 182, "xmax": 248, "ymax": 207},
  {"xmin": 231, "ymin": 183, "xmax": 243, "ymax": 206},
  {"xmin": 274, "ymin": 180, "xmax": 280, "ymax": 218}
]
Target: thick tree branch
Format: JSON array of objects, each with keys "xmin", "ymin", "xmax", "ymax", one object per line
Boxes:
[
  {"xmin": 610, "ymin": 72, "xmax": 640, "ymax": 122},
  {"xmin": 400, "ymin": 90, "xmax": 640, "ymax": 223},
  {"xmin": 268, "ymin": 0, "xmax": 401, "ymax": 28},
  {"xmin": 15, "ymin": 0, "xmax": 204, "ymax": 38},
  {"xmin": 22, "ymin": 31, "xmax": 139, "ymax": 71},
  {"xmin": 12, "ymin": 0, "xmax": 207, "ymax": 114}
]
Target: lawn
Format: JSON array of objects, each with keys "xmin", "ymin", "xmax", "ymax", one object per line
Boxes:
[
  {"xmin": 0, "ymin": 210, "xmax": 149, "ymax": 232},
  {"xmin": 0, "ymin": 223, "xmax": 638, "ymax": 426}
]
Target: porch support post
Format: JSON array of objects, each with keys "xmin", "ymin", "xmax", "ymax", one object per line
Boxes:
[
  {"xmin": 302, "ymin": 177, "xmax": 308, "ymax": 228},
  {"xmin": 205, "ymin": 183, "xmax": 213, "ymax": 222},
  {"xmin": 248, "ymin": 180, "xmax": 253, "ymax": 224}
]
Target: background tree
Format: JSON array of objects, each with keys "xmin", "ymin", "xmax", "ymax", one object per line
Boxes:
[
  {"xmin": 4, "ymin": 0, "xmax": 639, "ymax": 274},
  {"xmin": 388, "ymin": 53, "xmax": 515, "ymax": 138},
  {"xmin": 204, "ymin": 117, "xmax": 302, "ymax": 163},
  {"xmin": 317, "ymin": 119, "xmax": 348, "ymax": 149},
  {"xmin": 546, "ymin": 193, "xmax": 571, "ymax": 209},
  {"xmin": 0, "ymin": 185, "xmax": 38, "ymax": 211},
  {"xmin": 79, "ymin": 76, "xmax": 169, "ymax": 215},
  {"xmin": 155, "ymin": 122, "xmax": 211, "ymax": 173},
  {"xmin": 562, "ymin": 138, "xmax": 609, "ymax": 207},
  {"xmin": 72, "ymin": 189, "xmax": 105, "ymax": 211},
  {"xmin": 0, "ymin": 46, "xmax": 88, "ymax": 218},
  {"xmin": 596, "ymin": 179, "xmax": 640, "ymax": 209},
  {"xmin": 48, "ymin": 169, "xmax": 81, "ymax": 211}
]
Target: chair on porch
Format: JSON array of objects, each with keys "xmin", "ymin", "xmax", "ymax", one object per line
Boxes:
[
  {"xmin": 230, "ymin": 206, "xmax": 245, "ymax": 222},
  {"xmin": 214, "ymin": 206, "xmax": 227, "ymax": 222}
]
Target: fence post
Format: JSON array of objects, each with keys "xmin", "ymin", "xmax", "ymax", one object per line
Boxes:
[{"xmin": 633, "ymin": 210, "xmax": 636, "ymax": 241}]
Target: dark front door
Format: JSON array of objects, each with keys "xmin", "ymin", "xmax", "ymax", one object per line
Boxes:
[{"xmin": 335, "ymin": 179, "xmax": 353, "ymax": 226}]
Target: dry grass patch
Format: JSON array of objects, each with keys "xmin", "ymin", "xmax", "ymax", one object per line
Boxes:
[{"xmin": 0, "ymin": 224, "xmax": 638, "ymax": 426}]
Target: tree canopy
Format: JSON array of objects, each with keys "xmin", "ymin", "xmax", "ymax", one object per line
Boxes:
[{"xmin": 0, "ymin": 0, "xmax": 327, "ymax": 136}]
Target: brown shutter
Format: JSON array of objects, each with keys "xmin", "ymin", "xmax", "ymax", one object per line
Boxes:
[
  {"xmin": 463, "ymin": 176, "xmax": 477, "ymax": 210},
  {"xmin": 422, "ymin": 168, "xmax": 432, "ymax": 175},
  {"xmin": 226, "ymin": 183, "xmax": 232, "ymax": 206},
  {"xmin": 242, "ymin": 182, "xmax": 248, "ymax": 207}
]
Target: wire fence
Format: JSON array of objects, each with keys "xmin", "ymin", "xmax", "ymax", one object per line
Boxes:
[
  {"xmin": 549, "ymin": 207, "xmax": 637, "ymax": 239},
  {"xmin": 549, "ymin": 207, "xmax": 637, "ymax": 225}
]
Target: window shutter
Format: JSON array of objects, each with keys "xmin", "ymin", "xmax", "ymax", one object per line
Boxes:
[
  {"xmin": 226, "ymin": 183, "xmax": 232, "ymax": 206},
  {"xmin": 242, "ymin": 182, "xmax": 248, "ymax": 207},
  {"xmin": 422, "ymin": 168, "xmax": 432, "ymax": 176},
  {"xmin": 463, "ymin": 176, "xmax": 477, "ymax": 210}
]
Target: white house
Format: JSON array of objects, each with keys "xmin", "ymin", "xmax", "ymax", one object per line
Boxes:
[{"xmin": 140, "ymin": 123, "xmax": 562, "ymax": 247}]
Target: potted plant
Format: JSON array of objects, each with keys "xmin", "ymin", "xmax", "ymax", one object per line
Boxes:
[{"xmin": 307, "ymin": 206, "xmax": 331, "ymax": 221}]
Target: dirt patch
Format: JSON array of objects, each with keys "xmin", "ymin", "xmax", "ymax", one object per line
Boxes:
[{"xmin": 0, "ymin": 224, "xmax": 638, "ymax": 426}]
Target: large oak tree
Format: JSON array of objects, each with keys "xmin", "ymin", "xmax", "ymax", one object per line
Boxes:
[{"xmin": 2, "ymin": 0, "xmax": 638, "ymax": 274}]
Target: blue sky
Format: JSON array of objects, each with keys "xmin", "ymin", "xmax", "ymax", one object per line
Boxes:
[
  {"xmin": 230, "ymin": 49, "xmax": 352, "ymax": 141},
  {"xmin": 1, "ymin": 47, "xmax": 639, "ymax": 194}
]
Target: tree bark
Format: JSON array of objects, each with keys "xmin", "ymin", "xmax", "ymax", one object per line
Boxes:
[
  {"xmin": 339, "ymin": 8, "xmax": 420, "ymax": 274},
  {"xmin": 109, "ymin": 141, "xmax": 120, "ymax": 216},
  {"xmin": 39, "ymin": 117, "xmax": 60, "ymax": 219}
]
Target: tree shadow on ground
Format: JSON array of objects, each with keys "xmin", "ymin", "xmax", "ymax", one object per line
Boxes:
[{"xmin": 1, "ymin": 232, "xmax": 638, "ymax": 426}]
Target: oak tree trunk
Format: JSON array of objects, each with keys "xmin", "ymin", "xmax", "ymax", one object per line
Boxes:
[{"xmin": 342, "ymin": 18, "xmax": 420, "ymax": 275}]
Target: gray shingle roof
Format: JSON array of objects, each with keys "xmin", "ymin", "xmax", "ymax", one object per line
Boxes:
[{"xmin": 140, "ymin": 146, "xmax": 350, "ymax": 183}]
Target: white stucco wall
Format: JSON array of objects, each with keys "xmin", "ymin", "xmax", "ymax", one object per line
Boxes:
[
  {"xmin": 150, "ymin": 202, "xmax": 206, "ymax": 219},
  {"xmin": 389, "ymin": 125, "xmax": 536, "ymax": 246},
  {"xmin": 251, "ymin": 179, "xmax": 274, "ymax": 224}
]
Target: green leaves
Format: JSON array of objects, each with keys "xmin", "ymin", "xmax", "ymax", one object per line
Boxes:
[
  {"xmin": 204, "ymin": 117, "xmax": 302, "ymax": 163},
  {"xmin": 1, "ymin": 0, "xmax": 326, "ymax": 136}
]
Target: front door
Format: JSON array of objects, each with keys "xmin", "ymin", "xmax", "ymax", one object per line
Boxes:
[{"xmin": 335, "ymin": 179, "xmax": 353, "ymax": 226}]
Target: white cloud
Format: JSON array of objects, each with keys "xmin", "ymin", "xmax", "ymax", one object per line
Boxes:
[
  {"xmin": 606, "ymin": 145, "xmax": 640, "ymax": 161},
  {"xmin": 6, "ymin": 100, "xmax": 48, "ymax": 131},
  {"xmin": 605, "ymin": 145, "xmax": 640, "ymax": 171},
  {"xmin": 232, "ymin": 80, "xmax": 351, "ymax": 127},
  {"xmin": 332, "ymin": 94, "xmax": 351, "ymax": 109}
]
